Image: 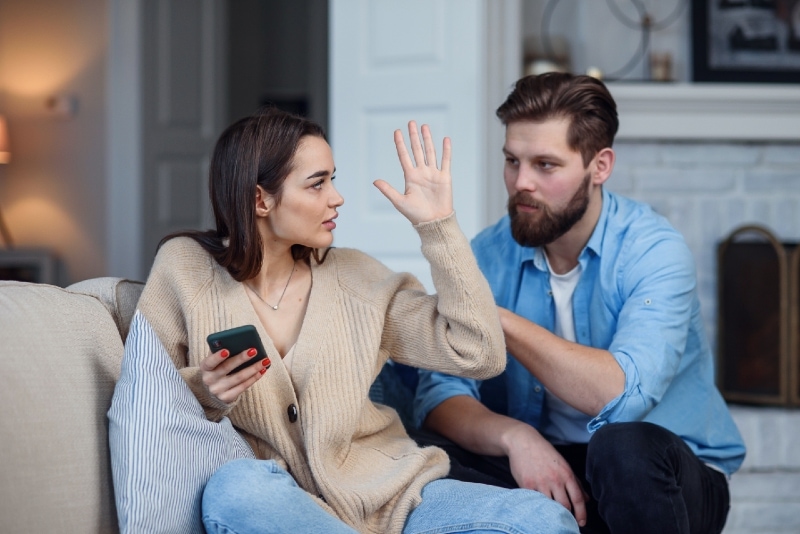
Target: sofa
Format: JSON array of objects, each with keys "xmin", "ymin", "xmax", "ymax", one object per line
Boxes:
[{"xmin": 0, "ymin": 277, "xmax": 144, "ymax": 533}]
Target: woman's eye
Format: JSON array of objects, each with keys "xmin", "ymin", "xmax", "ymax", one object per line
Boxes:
[
  {"xmin": 504, "ymin": 157, "xmax": 518, "ymax": 166},
  {"xmin": 312, "ymin": 179, "xmax": 324, "ymax": 190}
]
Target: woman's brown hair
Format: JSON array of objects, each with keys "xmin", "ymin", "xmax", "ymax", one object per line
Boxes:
[{"xmin": 160, "ymin": 107, "xmax": 329, "ymax": 281}]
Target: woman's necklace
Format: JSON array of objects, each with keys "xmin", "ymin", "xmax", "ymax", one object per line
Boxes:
[{"xmin": 246, "ymin": 262, "xmax": 296, "ymax": 311}]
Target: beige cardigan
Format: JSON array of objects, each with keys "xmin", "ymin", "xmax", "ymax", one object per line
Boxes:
[{"xmin": 136, "ymin": 214, "xmax": 506, "ymax": 534}]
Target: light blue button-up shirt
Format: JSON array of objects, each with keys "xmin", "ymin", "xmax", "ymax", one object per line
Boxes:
[{"xmin": 415, "ymin": 189, "xmax": 746, "ymax": 476}]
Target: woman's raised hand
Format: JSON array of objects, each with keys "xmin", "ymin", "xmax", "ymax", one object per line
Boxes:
[
  {"xmin": 200, "ymin": 347, "xmax": 270, "ymax": 404},
  {"xmin": 373, "ymin": 121, "xmax": 454, "ymax": 225}
]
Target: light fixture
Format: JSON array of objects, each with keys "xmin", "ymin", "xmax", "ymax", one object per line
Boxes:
[{"xmin": 0, "ymin": 115, "xmax": 14, "ymax": 248}]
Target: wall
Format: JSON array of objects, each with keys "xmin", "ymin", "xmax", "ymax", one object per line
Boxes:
[
  {"xmin": 521, "ymin": 0, "xmax": 690, "ymax": 81},
  {"xmin": 0, "ymin": 0, "xmax": 108, "ymax": 285}
]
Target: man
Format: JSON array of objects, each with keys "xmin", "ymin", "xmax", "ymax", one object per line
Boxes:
[{"xmin": 412, "ymin": 72, "xmax": 746, "ymax": 534}]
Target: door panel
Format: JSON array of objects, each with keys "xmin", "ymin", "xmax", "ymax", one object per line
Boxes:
[{"xmin": 140, "ymin": 0, "xmax": 224, "ymax": 274}]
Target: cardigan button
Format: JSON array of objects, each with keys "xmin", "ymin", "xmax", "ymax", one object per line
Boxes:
[{"xmin": 287, "ymin": 403, "xmax": 298, "ymax": 423}]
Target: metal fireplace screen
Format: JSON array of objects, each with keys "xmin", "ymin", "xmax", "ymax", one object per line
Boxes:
[{"xmin": 717, "ymin": 225, "xmax": 800, "ymax": 407}]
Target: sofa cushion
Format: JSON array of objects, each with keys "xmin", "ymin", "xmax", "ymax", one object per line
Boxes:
[
  {"xmin": 68, "ymin": 277, "xmax": 145, "ymax": 340},
  {"xmin": 0, "ymin": 281, "xmax": 123, "ymax": 533},
  {"xmin": 109, "ymin": 310, "xmax": 254, "ymax": 533}
]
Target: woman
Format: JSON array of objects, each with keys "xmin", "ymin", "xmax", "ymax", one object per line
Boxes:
[{"xmin": 135, "ymin": 108, "xmax": 578, "ymax": 533}]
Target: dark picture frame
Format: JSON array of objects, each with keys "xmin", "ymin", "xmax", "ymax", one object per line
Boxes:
[
  {"xmin": 0, "ymin": 249, "xmax": 57, "ymax": 285},
  {"xmin": 692, "ymin": 0, "xmax": 800, "ymax": 83}
]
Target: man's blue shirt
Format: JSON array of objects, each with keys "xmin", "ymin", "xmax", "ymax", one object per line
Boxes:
[{"xmin": 415, "ymin": 189, "xmax": 746, "ymax": 476}]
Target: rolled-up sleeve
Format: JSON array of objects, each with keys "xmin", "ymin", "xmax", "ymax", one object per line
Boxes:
[
  {"xmin": 588, "ymin": 236, "xmax": 697, "ymax": 431},
  {"xmin": 413, "ymin": 370, "xmax": 482, "ymax": 429}
]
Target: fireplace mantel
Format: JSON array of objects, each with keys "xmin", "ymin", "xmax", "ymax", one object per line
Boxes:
[{"xmin": 609, "ymin": 82, "xmax": 800, "ymax": 142}]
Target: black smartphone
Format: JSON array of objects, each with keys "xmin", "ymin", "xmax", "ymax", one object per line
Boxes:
[{"xmin": 206, "ymin": 325, "xmax": 268, "ymax": 375}]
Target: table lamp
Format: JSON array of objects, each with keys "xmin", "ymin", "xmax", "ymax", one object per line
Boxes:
[{"xmin": 0, "ymin": 115, "xmax": 13, "ymax": 248}]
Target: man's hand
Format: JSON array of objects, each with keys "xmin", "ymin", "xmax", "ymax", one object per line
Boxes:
[
  {"xmin": 503, "ymin": 422, "xmax": 588, "ymax": 527},
  {"xmin": 424, "ymin": 395, "xmax": 588, "ymax": 526}
]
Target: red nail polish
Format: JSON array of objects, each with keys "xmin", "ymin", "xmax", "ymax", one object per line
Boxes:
[
  {"xmin": 247, "ymin": 348, "xmax": 257, "ymax": 357},
  {"xmin": 261, "ymin": 358, "xmax": 271, "ymax": 367},
  {"xmin": 220, "ymin": 349, "xmax": 230, "ymax": 358},
  {"xmin": 259, "ymin": 367, "xmax": 267, "ymax": 375}
]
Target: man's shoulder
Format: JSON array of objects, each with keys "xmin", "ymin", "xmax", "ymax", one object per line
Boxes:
[
  {"xmin": 472, "ymin": 215, "xmax": 515, "ymax": 256},
  {"xmin": 605, "ymin": 192, "xmax": 684, "ymax": 243},
  {"xmin": 603, "ymin": 191, "xmax": 693, "ymax": 265}
]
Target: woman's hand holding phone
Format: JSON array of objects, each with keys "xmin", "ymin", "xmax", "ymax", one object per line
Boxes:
[{"xmin": 201, "ymin": 325, "xmax": 272, "ymax": 404}]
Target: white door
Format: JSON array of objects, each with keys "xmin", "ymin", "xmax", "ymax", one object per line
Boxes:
[{"xmin": 330, "ymin": 0, "xmax": 520, "ymax": 290}]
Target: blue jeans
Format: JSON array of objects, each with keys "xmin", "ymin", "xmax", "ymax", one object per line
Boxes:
[{"xmin": 202, "ymin": 458, "xmax": 579, "ymax": 533}]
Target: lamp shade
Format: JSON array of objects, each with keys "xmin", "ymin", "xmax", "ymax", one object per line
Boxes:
[{"xmin": 0, "ymin": 116, "xmax": 10, "ymax": 164}]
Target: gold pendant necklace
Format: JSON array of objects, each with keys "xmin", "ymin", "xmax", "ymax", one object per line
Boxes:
[{"xmin": 246, "ymin": 262, "xmax": 296, "ymax": 311}]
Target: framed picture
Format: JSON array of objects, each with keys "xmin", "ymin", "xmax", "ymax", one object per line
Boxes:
[{"xmin": 692, "ymin": 0, "xmax": 800, "ymax": 82}]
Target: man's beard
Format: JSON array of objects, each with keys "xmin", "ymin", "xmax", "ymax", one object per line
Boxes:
[{"xmin": 508, "ymin": 173, "xmax": 591, "ymax": 248}]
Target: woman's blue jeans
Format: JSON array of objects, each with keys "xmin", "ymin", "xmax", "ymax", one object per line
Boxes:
[{"xmin": 201, "ymin": 458, "xmax": 579, "ymax": 533}]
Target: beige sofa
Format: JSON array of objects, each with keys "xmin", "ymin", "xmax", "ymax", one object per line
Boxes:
[{"xmin": 0, "ymin": 277, "xmax": 144, "ymax": 533}]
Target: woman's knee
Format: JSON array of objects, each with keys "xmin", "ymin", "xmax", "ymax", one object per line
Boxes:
[
  {"xmin": 411, "ymin": 479, "xmax": 578, "ymax": 533},
  {"xmin": 203, "ymin": 459, "xmax": 295, "ymax": 516}
]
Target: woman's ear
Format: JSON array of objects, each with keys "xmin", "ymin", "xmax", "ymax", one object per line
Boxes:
[
  {"xmin": 592, "ymin": 147, "xmax": 615, "ymax": 186},
  {"xmin": 254, "ymin": 185, "xmax": 275, "ymax": 217}
]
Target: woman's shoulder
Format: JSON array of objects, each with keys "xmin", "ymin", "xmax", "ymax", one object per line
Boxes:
[
  {"xmin": 148, "ymin": 236, "xmax": 216, "ymax": 287},
  {"xmin": 322, "ymin": 247, "xmax": 421, "ymax": 295},
  {"xmin": 325, "ymin": 247, "xmax": 389, "ymax": 276}
]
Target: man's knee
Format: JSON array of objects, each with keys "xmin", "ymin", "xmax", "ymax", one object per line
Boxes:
[{"xmin": 586, "ymin": 422, "xmax": 678, "ymax": 485}]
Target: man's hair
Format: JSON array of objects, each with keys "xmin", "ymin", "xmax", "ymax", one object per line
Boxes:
[{"xmin": 496, "ymin": 72, "xmax": 619, "ymax": 167}]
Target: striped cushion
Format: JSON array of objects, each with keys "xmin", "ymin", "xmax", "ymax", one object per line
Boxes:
[{"xmin": 108, "ymin": 311, "xmax": 254, "ymax": 533}]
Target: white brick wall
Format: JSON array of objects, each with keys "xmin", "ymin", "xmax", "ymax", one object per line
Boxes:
[
  {"xmin": 607, "ymin": 142, "xmax": 800, "ymax": 533},
  {"xmin": 724, "ymin": 407, "xmax": 800, "ymax": 534}
]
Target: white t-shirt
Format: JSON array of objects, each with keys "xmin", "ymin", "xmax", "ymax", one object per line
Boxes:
[{"xmin": 541, "ymin": 255, "xmax": 592, "ymax": 444}]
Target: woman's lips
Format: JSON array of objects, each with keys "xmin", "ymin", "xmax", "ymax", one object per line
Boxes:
[{"xmin": 323, "ymin": 214, "xmax": 338, "ymax": 230}]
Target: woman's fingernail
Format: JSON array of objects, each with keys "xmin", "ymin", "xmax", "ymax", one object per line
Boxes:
[
  {"xmin": 247, "ymin": 348, "xmax": 257, "ymax": 357},
  {"xmin": 261, "ymin": 358, "xmax": 271, "ymax": 368},
  {"xmin": 259, "ymin": 367, "xmax": 267, "ymax": 375},
  {"xmin": 220, "ymin": 349, "xmax": 230, "ymax": 358}
]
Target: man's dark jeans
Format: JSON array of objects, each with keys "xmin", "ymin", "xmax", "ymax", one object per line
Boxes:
[{"xmin": 409, "ymin": 422, "xmax": 730, "ymax": 534}]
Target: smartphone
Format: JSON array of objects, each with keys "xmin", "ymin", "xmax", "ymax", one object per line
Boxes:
[{"xmin": 206, "ymin": 325, "xmax": 268, "ymax": 375}]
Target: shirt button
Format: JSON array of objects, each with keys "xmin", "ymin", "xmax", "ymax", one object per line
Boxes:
[
  {"xmin": 287, "ymin": 404, "xmax": 298, "ymax": 423},
  {"xmin": 534, "ymin": 386, "xmax": 542, "ymax": 393}
]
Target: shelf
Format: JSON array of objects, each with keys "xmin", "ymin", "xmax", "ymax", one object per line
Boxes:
[{"xmin": 608, "ymin": 82, "xmax": 800, "ymax": 142}]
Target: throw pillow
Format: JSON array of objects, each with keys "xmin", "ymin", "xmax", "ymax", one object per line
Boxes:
[{"xmin": 108, "ymin": 310, "xmax": 254, "ymax": 534}]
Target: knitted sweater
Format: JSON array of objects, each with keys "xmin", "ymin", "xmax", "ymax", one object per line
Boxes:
[{"xmin": 136, "ymin": 214, "xmax": 506, "ymax": 534}]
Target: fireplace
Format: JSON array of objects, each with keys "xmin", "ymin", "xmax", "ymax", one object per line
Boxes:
[{"xmin": 717, "ymin": 225, "xmax": 800, "ymax": 407}]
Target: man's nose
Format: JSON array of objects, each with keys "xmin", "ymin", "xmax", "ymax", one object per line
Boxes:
[{"xmin": 514, "ymin": 165, "xmax": 538, "ymax": 192}]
